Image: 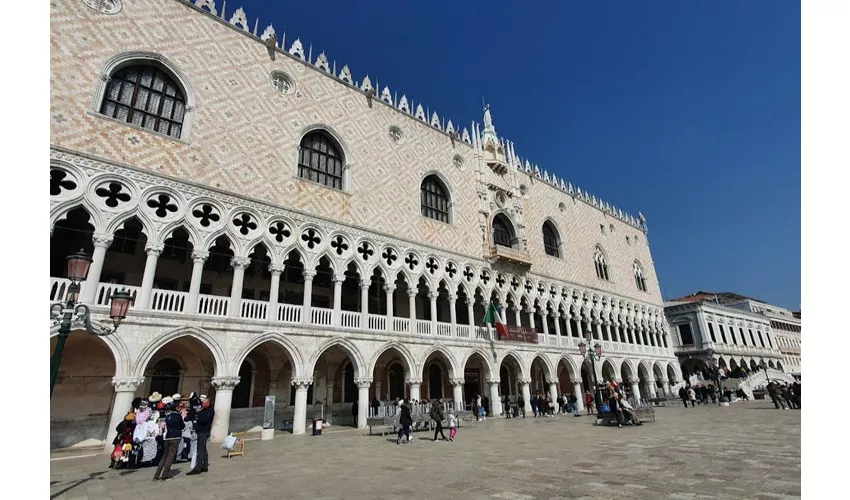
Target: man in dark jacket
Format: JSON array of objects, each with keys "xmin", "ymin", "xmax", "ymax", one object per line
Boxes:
[
  {"xmin": 187, "ymin": 398, "xmax": 215, "ymax": 475},
  {"xmin": 429, "ymin": 399, "xmax": 447, "ymax": 442},
  {"xmin": 154, "ymin": 403, "xmax": 185, "ymax": 481}
]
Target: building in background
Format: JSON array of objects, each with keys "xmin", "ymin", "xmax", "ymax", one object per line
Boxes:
[{"xmin": 665, "ymin": 291, "xmax": 800, "ymax": 380}]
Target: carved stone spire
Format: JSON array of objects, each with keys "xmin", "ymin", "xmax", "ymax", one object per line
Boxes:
[{"xmin": 482, "ymin": 103, "xmax": 498, "ymax": 146}]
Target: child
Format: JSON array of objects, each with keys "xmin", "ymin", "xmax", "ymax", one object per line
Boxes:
[{"xmin": 447, "ymin": 411, "xmax": 458, "ymax": 442}]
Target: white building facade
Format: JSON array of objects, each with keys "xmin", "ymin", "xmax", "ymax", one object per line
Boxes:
[
  {"xmin": 723, "ymin": 299, "xmax": 801, "ymax": 378},
  {"xmin": 50, "ymin": 0, "xmax": 679, "ymax": 450},
  {"xmin": 664, "ymin": 299, "xmax": 784, "ymax": 378}
]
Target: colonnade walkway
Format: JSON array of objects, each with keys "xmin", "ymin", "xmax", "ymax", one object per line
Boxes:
[{"xmin": 50, "ymin": 401, "xmax": 800, "ymax": 500}]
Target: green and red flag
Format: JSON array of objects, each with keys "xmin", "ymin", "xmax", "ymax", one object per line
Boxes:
[{"xmin": 483, "ymin": 303, "xmax": 509, "ymax": 339}]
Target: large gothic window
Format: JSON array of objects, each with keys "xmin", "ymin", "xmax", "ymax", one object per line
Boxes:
[
  {"xmin": 542, "ymin": 221, "xmax": 561, "ymax": 257},
  {"xmin": 634, "ymin": 261, "xmax": 648, "ymax": 291},
  {"xmin": 420, "ymin": 175, "xmax": 450, "ymax": 223},
  {"xmin": 298, "ymin": 131, "xmax": 344, "ymax": 190},
  {"xmin": 493, "ymin": 213, "xmax": 515, "ymax": 248},
  {"xmin": 100, "ymin": 65, "xmax": 186, "ymax": 139},
  {"xmin": 593, "ymin": 246, "xmax": 610, "ymax": 281}
]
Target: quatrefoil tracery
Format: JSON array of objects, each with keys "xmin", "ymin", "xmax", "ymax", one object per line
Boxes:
[
  {"xmin": 95, "ymin": 182, "xmax": 131, "ymax": 208},
  {"xmin": 233, "ymin": 213, "xmax": 258, "ymax": 236},
  {"xmin": 147, "ymin": 194, "xmax": 178, "ymax": 218},
  {"xmin": 192, "ymin": 204, "xmax": 220, "ymax": 228}
]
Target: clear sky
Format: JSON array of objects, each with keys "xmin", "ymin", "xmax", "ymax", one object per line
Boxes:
[{"xmin": 231, "ymin": 0, "xmax": 801, "ymax": 310}]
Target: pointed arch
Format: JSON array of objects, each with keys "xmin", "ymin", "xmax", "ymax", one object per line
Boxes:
[
  {"xmin": 229, "ymin": 332, "xmax": 305, "ymax": 378},
  {"xmin": 296, "ymin": 125, "xmax": 350, "ymax": 191},
  {"xmin": 50, "ymin": 320, "xmax": 131, "ymax": 378},
  {"xmin": 419, "ymin": 343, "xmax": 459, "ymax": 380},
  {"xmin": 498, "ymin": 350, "xmax": 528, "ymax": 380},
  {"xmin": 557, "ymin": 355, "xmax": 580, "ymax": 380},
  {"xmin": 542, "ymin": 218, "xmax": 563, "ymax": 258},
  {"xmin": 307, "ymin": 337, "xmax": 367, "ymax": 379},
  {"xmin": 132, "ymin": 326, "xmax": 227, "ymax": 378},
  {"xmin": 459, "ymin": 347, "xmax": 495, "ymax": 380},
  {"xmin": 368, "ymin": 341, "xmax": 416, "ymax": 379},
  {"xmin": 530, "ymin": 352, "xmax": 555, "ymax": 381},
  {"xmin": 50, "ymin": 201, "xmax": 105, "ymax": 235}
]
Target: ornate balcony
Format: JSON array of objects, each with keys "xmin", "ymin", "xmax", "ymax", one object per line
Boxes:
[{"xmin": 487, "ymin": 245, "xmax": 533, "ymax": 268}]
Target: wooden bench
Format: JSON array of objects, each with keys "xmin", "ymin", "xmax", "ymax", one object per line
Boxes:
[{"xmin": 597, "ymin": 406, "xmax": 655, "ymax": 426}]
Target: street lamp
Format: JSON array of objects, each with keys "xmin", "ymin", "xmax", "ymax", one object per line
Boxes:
[
  {"xmin": 50, "ymin": 250, "xmax": 133, "ymax": 398},
  {"xmin": 759, "ymin": 360, "xmax": 771, "ymax": 385},
  {"xmin": 578, "ymin": 330, "xmax": 604, "ymax": 415}
]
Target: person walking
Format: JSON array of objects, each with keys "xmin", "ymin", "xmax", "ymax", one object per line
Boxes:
[
  {"xmin": 679, "ymin": 386, "xmax": 689, "ymax": 408},
  {"xmin": 687, "ymin": 386, "xmax": 697, "ymax": 407},
  {"xmin": 396, "ymin": 399, "xmax": 413, "ymax": 444},
  {"xmin": 585, "ymin": 391, "xmax": 594, "ymax": 415},
  {"xmin": 517, "ymin": 394, "xmax": 525, "ymax": 418},
  {"xmin": 186, "ymin": 398, "xmax": 214, "ymax": 475},
  {"xmin": 447, "ymin": 411, "xmax": 458, "ymax": 442},
  {"xmin": 153, "ymin": 400, "xmax": 185, "ymax": 481},
  {"xmin": 471, "ymin": 394, "xmax": 480, "ymax": 422},
  {"xmin": 430, "ymin": 399, "xmax": 448, "ymax": 442}
]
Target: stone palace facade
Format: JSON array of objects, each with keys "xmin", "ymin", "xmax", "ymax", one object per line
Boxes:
[{"xmin": 50, "ymin": 0, "xmax": 680, "ymax": 449}]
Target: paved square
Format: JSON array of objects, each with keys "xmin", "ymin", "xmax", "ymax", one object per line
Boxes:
[{"xmin": 50, "ymin": 401, "xmax": 800, "ymax": 500}]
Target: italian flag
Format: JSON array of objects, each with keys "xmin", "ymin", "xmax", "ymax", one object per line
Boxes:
[{"xmin": 484, "ymin": 303, "xmax": 509, "ymax": 339}]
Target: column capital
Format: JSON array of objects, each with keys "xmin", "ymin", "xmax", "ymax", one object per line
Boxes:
[
  {"xmin": 333, "ymin": 274, "xmax": 346, "ymax": 284},
  {"xmin": 354, "ymin": 377, "xmax": 373, "ymax": 388},
  {"xmin": 546, "ymin": 380, "xmax": 558, "ymax": 386},
  {"xmin": 191, "ymin": 250, "xmax": 209, "ymax": 263},
  {"xmin": 485, "ymin": 379, "xmax": 501, "ymax": 386},
  {"xmin": 268, "ymin": 264, "xmax": 284, "ymax": 275},
  {"xmin": 450, "ymin": 378, "xmax": 465, "ymax": 386},
  {"xmin": 145, "ymin": 244, "xmax": 164, "ymax": 256},
  {"xmin": 302, "ymin": 269, "xmax": 317, "ymax": 280},
  {"xmin": 407, "ymin": 287, "xmax": 419, "ymax": 298},
  {"xmin": 519, "ymin": 379, "xmax": 531, "ymax": 386},
  {"xmin": 447, "ymin": 293, "xmax": 457, "ymax": 303},
  {"xmin": 427, "ymin": 291, "xmax": 439, "ymax": 300},
  {"xmin": 92, "ymin": 233, "xmax": 114, "ymax": 248},
  {"xmin": 212, "ymin": 375, "xmax": 241, "ymax": 391},
  {"xmin": 572, "ymin": 378, "xmax": 583, "ymax": 385},
  {"xmin": 383, "ymin": 284, "xmax": 396, "ymax": 293},
  {"xmin": 465, "ymin": 297, "xmax": 476, "ymax": 306},
  {"xmin": 405, "ymin": 378, "xmax": 423, "ymax": 385},
  {"xmin": 360, "ymin": 279, "xmax": 371, "ymax": 289},
  {"xmin": 230, "ymin": 256, "xmax": 251, "ymax": 269},
  {"xmin": 112, "ymin": 376, "xmax": 145, "ymax": 392},
  {"xmin": 291, "ymin": 377, "xmax": 314, "ymax": 389}
]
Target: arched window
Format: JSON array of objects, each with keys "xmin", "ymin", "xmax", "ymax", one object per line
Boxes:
[
  {"xmin": 149, "ymin": 358, "xmax": 181, "ymax": 397},
  {"xmin": 593, "ymin": 246, "xmax": 609, "ymax": 281},
  {"xmin": 420, "ymin": 175, "xmax": 450, "ymax": 223},
  {"xmin": 100, "ymin": 65, "xmax": 186, "ymax": 139},
  {"xmin": 298, "ymin": 131, "xmax": 344, "ymax": 190},
  {"xmin": 634, "ymin": 261, "xmax": 647, "ymax": 291},
  {"xmin": 493, "ymin": 213, "xmax": 515, "ymax": 248},
  {"xmin": 542, "ymin": 221, "xmax": 560, "ymax": 257}
]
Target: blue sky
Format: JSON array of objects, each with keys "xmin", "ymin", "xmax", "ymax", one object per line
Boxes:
[{"xmin": 232, "ymin": 0, "xmax": 800, "ymax": 310}]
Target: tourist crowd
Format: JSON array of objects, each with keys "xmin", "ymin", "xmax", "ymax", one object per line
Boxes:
[{"xmin": 108, "ymin": 391, "xmax": 215, "ymax": 481}]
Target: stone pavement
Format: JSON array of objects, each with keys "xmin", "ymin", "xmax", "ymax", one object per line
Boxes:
[{"xmin": 49, "ymin": 401, "xmax": 800, "ymax": 500}]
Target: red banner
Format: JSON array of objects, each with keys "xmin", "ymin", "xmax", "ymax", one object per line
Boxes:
[{"xmin": 498, "ymin": 326, "xmax": 539, "ymax": 344}]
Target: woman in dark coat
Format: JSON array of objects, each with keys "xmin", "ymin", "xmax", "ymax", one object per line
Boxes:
[{"xmin": 396, "ymin": 399, "xmax": 413, "ymax": 444}]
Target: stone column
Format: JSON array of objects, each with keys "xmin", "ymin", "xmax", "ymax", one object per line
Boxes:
[
  {"xmin": 407, "ymin": 378, "xmax": 422, "ymax": 402},
  {"xmin": 540, "ymin": 311, "xmax": 550, "ymax": 335},
  {"xmin": 428, "ymin": 291, "xmax": 439, "ymax": 334},
  {"xmin": 604, "ymin": 323, "xmax": 613, "ymax": 343},
  {"xmin": 573, "ymin": 380, "xmax": 584, "ymax": 412},
  {"xmin": 448, "ymin": 294, "xmax": 457, "ymax": 336},
  {"xmin": 211, "ymin": 376, "xmax": 240, "ymax": 442},
  {"xmin": 301, "ymin": 270, "xmax": 316, "ymax": 324},
  {"xmin": 384, "ymin": 284, "xmax": 395, "ymax": 331},
  {"xmin": 451, "ymin": 379, "xmax": 465, "ymax": 411},
  {"xmin": 267, "ymin": 264, "xmax": 283, "ymax": 322},
  {"xmin": 548, "ymin": 380, "xmax": 559, "ymax": 406},
  {"xmin": 486, "ymin": 379, "xmax": 502, "ymax": 416},
  {"xmin": 527, "ymin": 308, "xmax": 536, "ymax": 330},
  {"xmin": 185, "ymin": 251, "xmax": 208, "ymax": 314},
  {"xmin": 466, "ymin": 297, "xmax": 476, "ymax": 333},
  {"xmin": 332, "ymin": 274, "xmax": 344, "ymax": 326},
  {"xmin": 662, "ymin": 378, "xmax": 671, "ymax": 398},
  {"xmin": 360, "ymin": 279, "xmax": 371, "ymax": 328},
  {"xmin": 408, "ymin": 287, "xmax": 418, "ymax": 334},
  {"xmin": 291, "ymin": 378, "xmax": 313, "ymax": 435},
  {"xmin": 564, "ymin": 315, "xmax": 573, "ymax": 338},
  {"xmin": 355, "ymin": 378, "xmax": 372, "ymax": 429},
  {"xmin": 521, "ymin": 380, "xmax": 532, "ymax": 414},
  {"xmin": 104, "ymin": 376, "xmax": 144, "ymax": 452},
  {"xmin": 79, "ymin": 234, "xmax": 113, "ymax": 304},
  {"xmin": 513, "ymin": 305, "xmax": 522, "ymax": 327},
  {"xmin": 553, "ymin": 312, "xmax": 562, "ymax": 338},
  {"xmin": 228, "ymin": 257, "xmax": 250, "ymax": 318},
  {"xmin": 136, "ymin": 245, "xmax": 163, "ymax": 309},
  {"xmin": 630, "ymin": 381, "xmax": 642, "ymax": 403}
]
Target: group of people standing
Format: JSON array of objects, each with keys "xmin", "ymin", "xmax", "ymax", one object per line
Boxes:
[
  {"xmin": 767, "ymin": 381, "xmax": 801, "ymax": 410},
  {"xmin": 394, "ymin": 398, "xmax": 459, "ymax": 444},
  {"xmin": 109, "ymin": 391, "xmax": 215, "ymax": 481}
]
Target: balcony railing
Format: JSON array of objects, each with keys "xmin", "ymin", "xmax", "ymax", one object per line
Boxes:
[
  {"xmin": 48, "ymin": 277, "xmax": 675, "ymax": 356},
  {"xmin": 487, "ymin": 245, "xmax": 533, "ymax": 267}
]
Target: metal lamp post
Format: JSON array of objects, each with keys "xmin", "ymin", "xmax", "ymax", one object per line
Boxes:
[
  {"xmin": 578, "ymin": 330, "xmax": 604, "ymax": 415},
  {"xmin": 50, "ymin": 250, "xmax": 133, "ymax": 398}
]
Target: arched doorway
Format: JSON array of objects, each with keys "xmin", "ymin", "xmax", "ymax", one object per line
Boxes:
[
  {"xmin": 462, "ymin": 352, "xmax": 491, "ymax": 408},
  {"xmin": 372, "ymin": 345, "xmax": 412, "ymax": 402},
  {"xmin": 142, "ymin": 336, "xmax": 217, "ymax": 401},
  {"xmin": 232, "ymin": 360, "xmax": 254, "ymax": 409},
  {"xmin": 422, "ymin": 349, "xmax": 453, "ymax": 402},
  {"xmin": 499, "ymin": 354, "xmax": 522, "ymax": 398},
  {"xmin": 666, "ymin": 363, "xmax": 678, "ymax": 385},
  {"xmin": 312, "ymin": 343, "xmax": 363, "ymax": 426},
  {"xmin": 50, "ymin": 331, "xmax": 117, "ymax": 449},
  {"xmin": 231, "ymin": 340, "xmax": 296, "ymax": 432},
  {"xmin": 530, "ymin": 356, "xmax": 550, "ymax": 396},
  {"xmin": 601, "ymin": 359, "xmax": 617, "ymax": 384},
  {"xmin": 557, "ymin": 358, "xmax": 576, "ymax": 396}
]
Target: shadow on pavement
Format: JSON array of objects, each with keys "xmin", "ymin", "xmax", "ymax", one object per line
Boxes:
[{"xmin": 50, "ymin": 471, "xmax": 106, "ymax": 499}]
